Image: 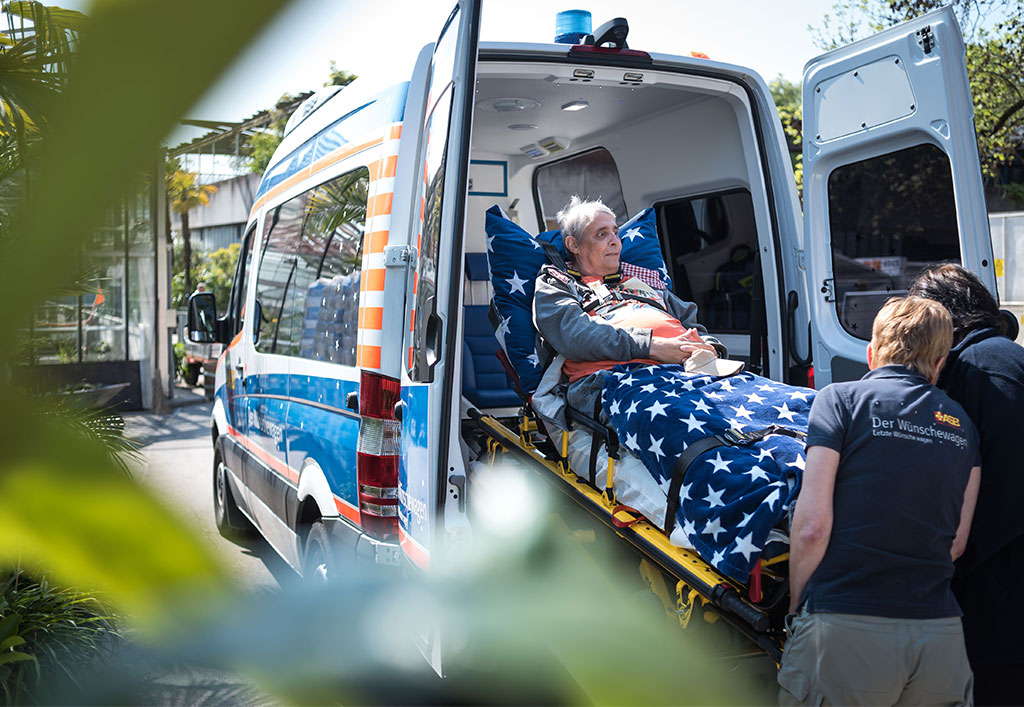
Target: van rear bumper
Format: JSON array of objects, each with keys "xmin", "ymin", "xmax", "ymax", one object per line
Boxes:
[{"xmin": 323, "ymin": 515, "xmax": 402, "ymax": 575}]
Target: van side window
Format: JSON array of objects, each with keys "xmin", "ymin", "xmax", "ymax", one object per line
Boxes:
[
  {"xmin": 656, "ymin": 190, "xmax": 759, "ymax": 334},
  {"xmin": 533, "ymin": 148, "xmax": 627, "ymax": 230},
  {"xmin": 254, "ymin": 168, "xmax": 369, "ymax": 359},
  {"xmin": 298, "ymin": 168, "xmax": 368, "ymax": 365},
  {"xmin": 228, "ymin": 224, "xmax": 255, "ymax": 336},
  {"xmin": 827, "ymin": 143, "xmax": 960, "ymax": 340}
]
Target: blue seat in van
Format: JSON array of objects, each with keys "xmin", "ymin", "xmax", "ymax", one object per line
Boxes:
[{"xmin": 463, "ymin": 253, "xmax": 520, "ymax": 408}]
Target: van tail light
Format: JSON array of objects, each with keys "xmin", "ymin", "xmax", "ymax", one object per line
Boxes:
[
  {"xmin": 807, "ymin": 365, "xmax": 816, "ymax": 390},
  {"xmin": 357, "ymin": 371, "xmax": 401, "ymax": 540}
]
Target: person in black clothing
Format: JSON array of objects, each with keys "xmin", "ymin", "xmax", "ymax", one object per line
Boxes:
[{"xmin": 910, "ymin": 264, "xmax": 1024, "ymax": 706}]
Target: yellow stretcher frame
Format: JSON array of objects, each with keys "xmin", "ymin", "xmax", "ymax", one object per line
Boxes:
[{"xmin": 470, "ymin": 410, "xmax": 787, "ymax": 663}]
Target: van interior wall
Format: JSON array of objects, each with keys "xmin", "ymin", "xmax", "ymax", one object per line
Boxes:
[{"xmin": 465, "ymin": 70, "xmax": 766, "ymax": 355}]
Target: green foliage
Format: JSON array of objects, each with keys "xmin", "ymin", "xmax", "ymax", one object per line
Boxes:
[
  {"xmin": 811, "ymin": 0, "xmax": 1024, "ymax": 179},
  {"xmin": 0, "ymin": 570, "xmax": 120, "ymax": 704},
  {"xmin": 325, "ymin": 60, "xmax": 356, "ymax": 88},
  {"xmin": 769, "ymin": 74, "xmax": 804, "ymax": 193},
  {"xmin": 171, "ymin": 241, "xmax": 238, "ymax": 309}
]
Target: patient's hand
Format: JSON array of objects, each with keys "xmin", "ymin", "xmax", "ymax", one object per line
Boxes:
[{"xmin": 650, "ymin": 333, "xmax": 717, "ymax": 364}]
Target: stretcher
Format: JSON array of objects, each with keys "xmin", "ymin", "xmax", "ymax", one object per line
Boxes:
[{"xmin": 465, "ymin": 394, "xmax": 791, "ymax": 662}]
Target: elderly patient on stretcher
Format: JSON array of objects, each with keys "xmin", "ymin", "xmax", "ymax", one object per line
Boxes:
[{"xmin": 531, "ymin": 196, "xmax": 815, "ymax": 582}]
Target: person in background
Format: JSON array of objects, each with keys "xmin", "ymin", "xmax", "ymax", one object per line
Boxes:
[
  {"xmin": 910, "ymin": 264, "xmax": 1024, "ymax": 705},
  {"xmin": 781, "ymin": 296, "xmax": 981, "ymax": 707}
]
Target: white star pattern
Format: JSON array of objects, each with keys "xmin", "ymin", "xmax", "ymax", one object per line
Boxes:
[
  {"xmin": 529, "ymin": 238, "xmax": 541, "ymax": 250},
  {"xmin": 608, "ymin": 399, "xmax": 620, "ymax": 416},
  {"xmin": 693, "ymin": 398, "xmax": 712, "ymax": 414},
  {"xmin": 648, "ymin": 435, "xmax": 665, "ymax": 460},
  {"xmin": 737, "ymin": 511, "xmax": 755, "ymax": 528},
  {"xmin": 620, "ymin": 374, "xmax": 636, "ymax": 386},
  {"xmin": 625, "ymin": 401, "xmax": 639, "ymax": 420},
  {"xmin": 679, "ymin": 379, "xmax": 695, "ymax": 391},
  {"xmin": 680, "ymin": 481, "xmax": 692, "ymax": 501},
  {"xmin": 682, "ymin": 519, "xmax": 696, "ymax": 539},
  {"xmin": 711, "ymin": 549, "xmax": 726, "ymax": 566},
  {"xmin": 731, "ymin": 532, "xmax": 762, "ymax": 562},
  {"xmin": 746, "ymin": 392, "xmax": 766, "ymax": 405},
  {"xmin": 640, "ymin": 383, "xmax": 657, "ymax": 394},
  {"xmin": 682, "ymin": 414, "xmax": 706, "ymax": 433},
  {"xmin": 526, "ymin": 352, "xmax": 540, "ymax": 367},
  {"xmin": 625, "ymin": 432, "xmax": 639, "ymax": 451},
  {"xmin": 486, "ymin": 234, "xmax": 495, "ymax": 253},
  {"xmin": 702, "ymin": 518, "xmax": 726, "ymax": 540},
  {"xmin": 664, "ymin": 389, "xmax": 680, "ymax": 398},
  {"xmin": 495, "ymin": 315, "xmax": 511, "ymax": 345},
  {"xmin": 788, "ymin": 454, "xmax": 806, "ymax": 471},
  {"xmin": 646, "ymin": 400, "xmax": 668, "ymax": 420},
  {"xmin": 762, "ymin": 487, "xmax": 781, "ymax": 510},
  {"xmin": 707, "ymin": 452, "xmax": 732, "ymax": 473},
  {"xmin": 732, "ymin": 404, "xmax": 754, "ymax": 421},
  {"xmin": 705, "ymin": 390, "xmax": 724, "ymax": 400},
  {"xmin": 621, "ymin": 226, "xmax": 644, "ymax": 242},
  {"xmin": 773, "ymin": 402, "xmax": 797, "ymax": 422},
  {"xmin": 505, "ymin": 271, "xmax": 528, "ymax": 296},
  {"xmin": 718, "ymin": 379, "xmax": 735, "ymax": 392},
  {"xmin": 757, "ymin": 383, "xmax": 776, "ymax": 392},
  {"xmin": 745, "ymin": 465, "xmax": 770, "ymax": 482},
  {"xmin": 756, "ymin": 447, "xmax": 775, "ymax": 462},
  {"xmin": 789, "ymin": 389, "xmax": 811, "ymax": 402},
  {"xmin": 704, "ymin": 485, "xmax": 725, "ymax": 507}
]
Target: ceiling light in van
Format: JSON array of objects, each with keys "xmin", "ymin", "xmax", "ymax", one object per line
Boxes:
[
  {"xmin": 477, "ymin": 97, "xmax": 540, "ymax": 113},
  {"xmin": 508, "ymin": 123, "xmax": 537, "ymax": 131},
  {"xmin": 538, "ymin": 136, "xmax": 570, "ymax": 153},
  {"xmin": 520, "ymin": 143, "xmax": 548, "ymax": 159},
  {"xmin": 560, "ymin": 99, "xmax": 589, "ymax": 111}
]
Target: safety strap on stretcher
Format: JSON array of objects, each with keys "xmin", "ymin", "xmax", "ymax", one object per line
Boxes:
[{"xmin": 663, "ymin": 424, "xmax": 807, "ymax": 536}]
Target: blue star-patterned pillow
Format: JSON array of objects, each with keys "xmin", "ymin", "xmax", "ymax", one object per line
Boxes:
[{"xmin": 484, "ymin": 204, "xmax": 672, "ymax": 394}]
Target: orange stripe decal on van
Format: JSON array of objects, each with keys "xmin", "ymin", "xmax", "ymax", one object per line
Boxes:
[
  {"xmin": 334, "ymin": 496, "xmax": 361, "ymax": 524},
  {"xmin": 362, "ymin": 268, "xmax": 385, "ymax": 291},
  {"xmin": 357, "ymin": 345, "xmax": 381, "ymax": 369},
  {"xmin": 388, "ymin": 125, "xmax": 402, "ymax": 140},
  {"xmin": 367, "ymin": 192, "xmax": 394, "ymax": 219},
  {"xmin": 365, "ymin": 230, "xmax": 388, "ymax": 254},
  {"xmin": 359, "ymin": 306, "xmax": 383, "ymax": 330}
]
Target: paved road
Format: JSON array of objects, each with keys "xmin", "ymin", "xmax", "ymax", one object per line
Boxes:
[{"xmin": 125, "ymin": 397, "xmax": 288, "ymax": 705}]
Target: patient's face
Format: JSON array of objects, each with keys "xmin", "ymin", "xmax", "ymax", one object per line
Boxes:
[{"xmin": 574, "ymin": 211, "xmax": 621, "ymax": 278}]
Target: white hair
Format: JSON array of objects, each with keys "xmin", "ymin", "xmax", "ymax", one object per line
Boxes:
[{"xmin": 556, "ymin": 196, "xmax": 616, "ymax": 245}]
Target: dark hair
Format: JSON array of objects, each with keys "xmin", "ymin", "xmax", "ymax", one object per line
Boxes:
[{"xmin": 907, "ymin": 264, "xmax": 1004, "ymax": 344}]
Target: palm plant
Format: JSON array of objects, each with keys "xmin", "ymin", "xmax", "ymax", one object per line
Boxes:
[{"xmin": 167, "ymin": 169, "xmax": 216, "ymax": 298}]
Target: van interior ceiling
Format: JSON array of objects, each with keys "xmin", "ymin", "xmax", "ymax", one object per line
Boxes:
[{"xmin": 462, "ymin": 61, "xmax": 775, "ymax": 392}]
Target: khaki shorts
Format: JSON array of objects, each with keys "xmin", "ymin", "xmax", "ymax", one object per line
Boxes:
[{"xmin": 778, "ymin": 611, "xmax": 973, "ymax": 706}]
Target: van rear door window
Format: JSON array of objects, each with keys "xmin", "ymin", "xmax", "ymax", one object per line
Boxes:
[
  {"xmin": 534, "ymin": 148, "xmax": 627, "ymax": 230},
  {"xmin": 826, "ymin": 143, "xmax": 960, "ymax": 339}
]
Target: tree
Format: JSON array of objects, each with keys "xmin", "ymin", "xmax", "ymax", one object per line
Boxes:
[
  {"xmin": 166, "ymin": 169, "xmax": 216, "ymax": 298},
  {"xmin": 244, "ymin": 62, "xmax": 357, "ymax": 174},
  {"xmin": 810, "ymin": 0, "xmax": 1024, "ymax": 184},
  {"xmin": 769, "ymin": 75, "xmax": 804, "ymax": 193}
]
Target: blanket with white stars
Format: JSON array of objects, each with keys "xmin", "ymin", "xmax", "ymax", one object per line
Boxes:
[{"xmin": 601, "ymin": 363, "xmax": 815, "ymax": 581}]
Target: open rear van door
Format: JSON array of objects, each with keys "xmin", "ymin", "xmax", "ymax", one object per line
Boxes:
[
  {"xmin": 396, "ymin": 0, "xmax": 480, "ymax": 676},
  {"xmin": 802, "ymin": 6, "xmax": 995, "ymax": 386}
]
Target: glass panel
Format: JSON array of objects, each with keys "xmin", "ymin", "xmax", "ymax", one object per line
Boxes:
[
  {"xmin": 534, "ymin": 148, "xmax": 628, "ymax": 230},
  {"xmin": 298, "ymin": 168, "xmax": 368, "ymax": 365},
  {"xmin": 656, "ymin": 189, "xmax": 758, "ymax": 333},
  {"xmin": 128, "ymin": 191, "xmax": 154, "ymax": 361},
  {"xmin": 827, "ymin": 143, "xmax": 960, "ymax": 340},
  {"xmin": 255, "ymin": 194, "xmax": 306, "ymax": 355},
  {"xmin": 229, "ymin": 226, "xmax": 255, "ymax": 336}
]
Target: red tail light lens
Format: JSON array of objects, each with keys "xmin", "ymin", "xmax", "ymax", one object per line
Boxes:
[
  {"xmin": 360, "ymin": 370, "xmax": 401, "ymax": 419},
  {"xmin": 357, "ymin": 371, "xmax": 401, "ymax": 540}
]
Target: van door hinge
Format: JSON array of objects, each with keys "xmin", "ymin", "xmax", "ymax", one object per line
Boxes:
[
  {"xmin": 820, "ymin": 278, "xmax": 835, "ymax": 303},
  {"xmin": 384, "ymin": 244, "xmax": 415, "ymax": 269},
  {"xmin": 916, "ymin": 25, "xmax": 935, "ymax": 54}
]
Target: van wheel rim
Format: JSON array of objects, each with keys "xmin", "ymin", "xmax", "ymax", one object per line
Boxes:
[{"xmin": 216, "ymin": 461, "xmax": 227, "ymax": 512}]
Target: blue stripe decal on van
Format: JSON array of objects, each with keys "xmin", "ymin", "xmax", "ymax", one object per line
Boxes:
[{"xmin": 254, "ymin": 82, "xmax": 410, "ymax": 201}]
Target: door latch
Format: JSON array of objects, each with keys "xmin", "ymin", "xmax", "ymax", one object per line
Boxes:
[
  {"xmin": 916, "ymin": 25, "xmax": 935, "ymax": 54},
  {"xmin": 383, "ymin": 244, "xmax": 415, "ymax": 269},
  {"xmin": 820, "ymin": 278, "xmax": 836, "ymax": 303}
]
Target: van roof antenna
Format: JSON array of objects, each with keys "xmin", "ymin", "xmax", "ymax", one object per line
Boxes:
[{"xmin": 582, "ymin": 17, "xmax": 629, "ymax": 49}]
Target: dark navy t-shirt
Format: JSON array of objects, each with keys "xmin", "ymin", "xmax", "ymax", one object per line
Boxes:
[{"xmin": 802, "ymin": 365, "xmax": 980, "ymax": 619}]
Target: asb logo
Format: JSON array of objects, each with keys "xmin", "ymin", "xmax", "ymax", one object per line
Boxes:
[{"xmin": 935, "ymin": 410, "xmax": 961, "ymax": 428}]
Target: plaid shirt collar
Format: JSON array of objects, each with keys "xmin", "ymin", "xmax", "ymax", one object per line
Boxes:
[{"xmin": 565, "ymin": 260, "xmax": 665, "ymax": 291}]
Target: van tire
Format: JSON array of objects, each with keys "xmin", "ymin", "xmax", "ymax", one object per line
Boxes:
[
  {"xmin": 303, "ymin": 520, "xmax": 334, "ymax": 585},
  {"xmin": 213, "ymin": 448, "xmax": 249, "ymax": 538}
]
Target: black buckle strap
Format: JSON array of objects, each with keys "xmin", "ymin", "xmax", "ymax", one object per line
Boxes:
[{"xmin": 663, "ymin": 425, "xmax": 805, "ymax": 536}]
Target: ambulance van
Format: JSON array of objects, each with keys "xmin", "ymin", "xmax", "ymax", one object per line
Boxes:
[{"xmin": 187, "ymin": 1, "xmax": 995, "ymax": 668}]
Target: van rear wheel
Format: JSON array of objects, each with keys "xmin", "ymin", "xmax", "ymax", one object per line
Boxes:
[
  {"xmin": 303, "ymin": 521, "xmax": 334, "ymax": 585},
  {"xmin": 214, "ymin": 447, "xmax": 249, "ymax": 538}
]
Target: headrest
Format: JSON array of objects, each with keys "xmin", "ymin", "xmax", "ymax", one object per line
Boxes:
[{"xmin": 485, "ymin": 204, "xmax": 671, "ymax": 393}]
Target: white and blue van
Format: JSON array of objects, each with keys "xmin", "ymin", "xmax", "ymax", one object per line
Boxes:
[{"xmin": 188, "ymin": 1, "xmax": 995, "ymax": 670}]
